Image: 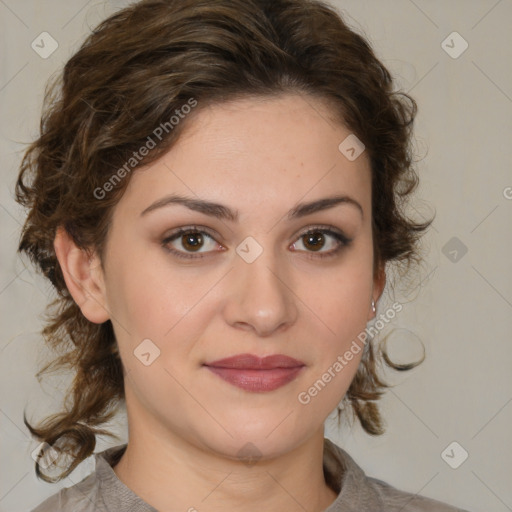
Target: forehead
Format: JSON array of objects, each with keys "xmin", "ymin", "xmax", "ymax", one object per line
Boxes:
[{"xmin": 114, "ymin": 93, "xmax": 372, "ymax": 222}]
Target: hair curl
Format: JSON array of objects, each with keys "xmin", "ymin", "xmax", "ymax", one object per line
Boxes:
[{"xmin": 15, "ymin": 0, "xmax": 433, "ymax": 482}]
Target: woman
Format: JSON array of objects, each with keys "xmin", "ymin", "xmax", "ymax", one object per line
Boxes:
[{"xmin": 16, "ymin": 0, "xmax": 469, "ymax": 510}]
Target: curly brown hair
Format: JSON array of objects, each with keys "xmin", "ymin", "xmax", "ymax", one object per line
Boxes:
[{"xmin": 15, "ymin": 0, "xmax": 432, "ymax": 482}]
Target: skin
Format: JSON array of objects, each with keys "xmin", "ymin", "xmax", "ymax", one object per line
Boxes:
[{"xmin": 54, "ymin": 93, "xmax": 386, "ymax": 512}]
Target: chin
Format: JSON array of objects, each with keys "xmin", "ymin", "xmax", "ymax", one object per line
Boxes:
[{"xmin": 193, "ymin": 419, "xmax": 312, "ymax": 463}]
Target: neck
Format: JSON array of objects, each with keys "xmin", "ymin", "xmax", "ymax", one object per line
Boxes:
[{"xmin": 113, "ymin": 413, "xmax": 338, "ymax": 512}]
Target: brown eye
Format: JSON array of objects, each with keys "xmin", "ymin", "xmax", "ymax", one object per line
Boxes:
[
  {"xmin": 291, "ymin": 227, "xmax": 352, "ymax": 259},
  {"xmin": 181, "ymin": 232, "xmax": 204, "ymax": 252},
  {"xmin": 162, "ymin": 227, "xmax": 221, "ymax": 259},
  {"xmin": 301, "ymin": 231, "xmax": 326, "ymax": 252}
]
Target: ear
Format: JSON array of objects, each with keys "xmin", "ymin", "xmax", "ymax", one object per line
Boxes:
[
  {"xmin": 368, "ymin": 263, "xmax": 386, "ymax": 321},
  {"xmin": 53, "ymin": 226, "xmax": 110, "ymax": 324}
]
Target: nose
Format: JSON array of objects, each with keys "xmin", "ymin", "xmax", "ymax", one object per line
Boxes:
[{"xmin": 223, "ymin": 247, "xmax": 299, "ymax": 337}]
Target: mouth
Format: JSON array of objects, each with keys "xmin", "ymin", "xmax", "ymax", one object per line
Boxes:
[{"xmin": 203, "ymin": 353, "xmax": 306, "ymax": 392}]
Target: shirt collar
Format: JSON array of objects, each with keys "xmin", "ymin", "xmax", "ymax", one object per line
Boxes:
[
  {"xmin": 323, "ymin": 437, "xmax": 384, "ymax": 511},
  {"xmin": 95, "ymin": 444, "xmax": 157, "ymax": 511}
]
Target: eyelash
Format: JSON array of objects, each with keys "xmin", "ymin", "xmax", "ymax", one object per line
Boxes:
[{"xmin": 161, "ymin": 225, "xmax": 352, "ymax": 260}]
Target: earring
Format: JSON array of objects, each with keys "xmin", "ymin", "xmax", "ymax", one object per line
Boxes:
[{"xmin": 371, "ymin": 300, "xmax": 376, "ymax": 313}]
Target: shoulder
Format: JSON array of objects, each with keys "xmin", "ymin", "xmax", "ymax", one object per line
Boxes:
[
  {"xmin": 29, "ymin": 444, "xmax": 127, "ymax": 512},
  {"xmin": 368, "ymin": 475, "xmax": 470, "ymax": 511},
  {"xmin": 323, "ymin": 438, "xmax": 471, "ymax": 512},
  {"xmin": 30, "ymin": 471, "xmax": 101, "ymax": 512}
]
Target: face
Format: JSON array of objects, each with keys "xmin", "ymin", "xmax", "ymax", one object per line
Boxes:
[{"xmin": 97, "ymin": 93, "xmax": 383, "ymax": 460}]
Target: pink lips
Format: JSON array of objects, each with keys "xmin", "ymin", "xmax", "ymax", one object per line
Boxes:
[{"xmin": 204, "ymin": 353, "xmax": 305, "ymax": 392}]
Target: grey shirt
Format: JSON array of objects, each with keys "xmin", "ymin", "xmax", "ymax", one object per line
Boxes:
[{"xmin": 31, "ymin": 438, "xmax": 469, "ymax": 511}]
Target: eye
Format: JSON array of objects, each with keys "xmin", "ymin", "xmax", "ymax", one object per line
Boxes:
[
  {"xmin": 290, "ymin": 226, "xmax": 352, "ymax": 259},
  {"xmin": 161, "ymin": 226, "xmax": 223, "ymax": 260}
]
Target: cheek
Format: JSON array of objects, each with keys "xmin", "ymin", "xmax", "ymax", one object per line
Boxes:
[
  {"xmin": 297, "ymin": 257, "xmax": 374, "ymax": 408},
  {"xmin": 296, "ymin": 268, "xmax": 371, "ymax": 412},
  {"xmin": 302, "ymin": 260, "xmax": 373, "ymax": 344},
  {"xmin": 104, "ymin": 252, "xmax": 227, "ymax": 377},
  {"xmin": 104, "ymin": 244, "xmax": 196, "ymax": 332}
]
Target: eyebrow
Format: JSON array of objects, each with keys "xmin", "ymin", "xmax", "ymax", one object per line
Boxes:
[{"xmin": 140, "ymin": 193, "xmax": 363, "ymax": 221}]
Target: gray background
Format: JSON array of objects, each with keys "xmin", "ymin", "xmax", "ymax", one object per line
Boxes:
[{"xmin": 1, "ymin": 1, "xmax": 511, "ymax": 511}]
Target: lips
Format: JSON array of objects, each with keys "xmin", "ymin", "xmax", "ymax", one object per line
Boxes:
[
  {"xmin": 205, "ymin": 353, "xmax": 305, "ymax": 369},
  {"xmin": 203, "ymin": 353, "xmax": 305, "ymax": 392}
]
